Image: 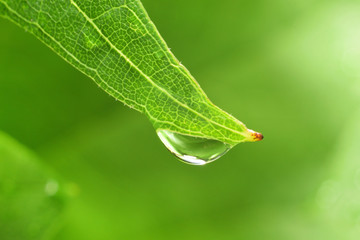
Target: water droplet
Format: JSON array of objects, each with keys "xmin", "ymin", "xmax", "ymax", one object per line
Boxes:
[{"xmin": 157, "ymin": 130, "xmax": 231, "ymax": 165}]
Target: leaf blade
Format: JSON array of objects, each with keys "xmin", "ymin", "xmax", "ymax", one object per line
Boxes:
[{"xmin": 0, "ymin": 0, "xmax": 262, "ymax": 145}]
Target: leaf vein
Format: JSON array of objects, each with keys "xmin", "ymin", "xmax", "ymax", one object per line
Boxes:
[{"xmin": 70, "ymin": 0, "xmax": 246, "ymax": 138}]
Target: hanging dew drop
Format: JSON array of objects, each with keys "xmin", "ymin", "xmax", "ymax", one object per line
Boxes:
[{"xmin": 157, "ymin": 130, "xmax": 232, "ymax": 165}]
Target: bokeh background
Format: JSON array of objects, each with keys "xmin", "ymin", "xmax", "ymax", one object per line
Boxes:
[{"xmin": 1, "ymin": 0, "xmax": 360, "ymax": 239}]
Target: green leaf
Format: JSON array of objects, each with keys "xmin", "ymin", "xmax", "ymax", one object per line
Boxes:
[
  {"xmin": 0, "ymin": 0, "xmax": 262, "ymax": 145},
  {"xmin": 0, "ymin": 131, "xmax": 65, "ymax": 240}
]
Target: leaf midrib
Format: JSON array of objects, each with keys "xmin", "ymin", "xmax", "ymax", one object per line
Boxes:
[
  {"xmin": 69, "ymin": 0, "xmax": 246, "ymax": 138},
  {"xmin": 0, "ymin": 0, "xmax": 247, "ymax": 140},
  {"xmin": 0, "ymin": 0, "xmax": 141, "ymax": 110}
]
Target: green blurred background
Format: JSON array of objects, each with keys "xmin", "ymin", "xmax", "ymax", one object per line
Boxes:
[{"xmin": 1, "ymin": 0, "xmax": 360, "ymax": 239}]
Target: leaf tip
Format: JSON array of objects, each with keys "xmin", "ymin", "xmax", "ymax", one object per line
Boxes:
[{"xmin": 247, "ymin": 129, "xmax": 264, "ymax": 142}]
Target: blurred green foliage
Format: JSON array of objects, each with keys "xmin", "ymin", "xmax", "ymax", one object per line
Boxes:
[
  {"xmin": 0, "ymin": 132, "xmax": 64, "ymax": 240},
  {"xmin": 1, "ymin": 0, "xmax": 360, "ymax": 239}
]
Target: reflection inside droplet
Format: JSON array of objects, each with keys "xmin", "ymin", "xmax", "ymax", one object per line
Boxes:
[{"xmin": 157, "ymin": 129, "xmax": 231, "ymax": 165}]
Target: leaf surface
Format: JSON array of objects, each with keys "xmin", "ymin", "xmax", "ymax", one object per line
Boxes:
[{"xmin": 0, "ymin": 0, "xmax": 262, "ymax": 145}]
